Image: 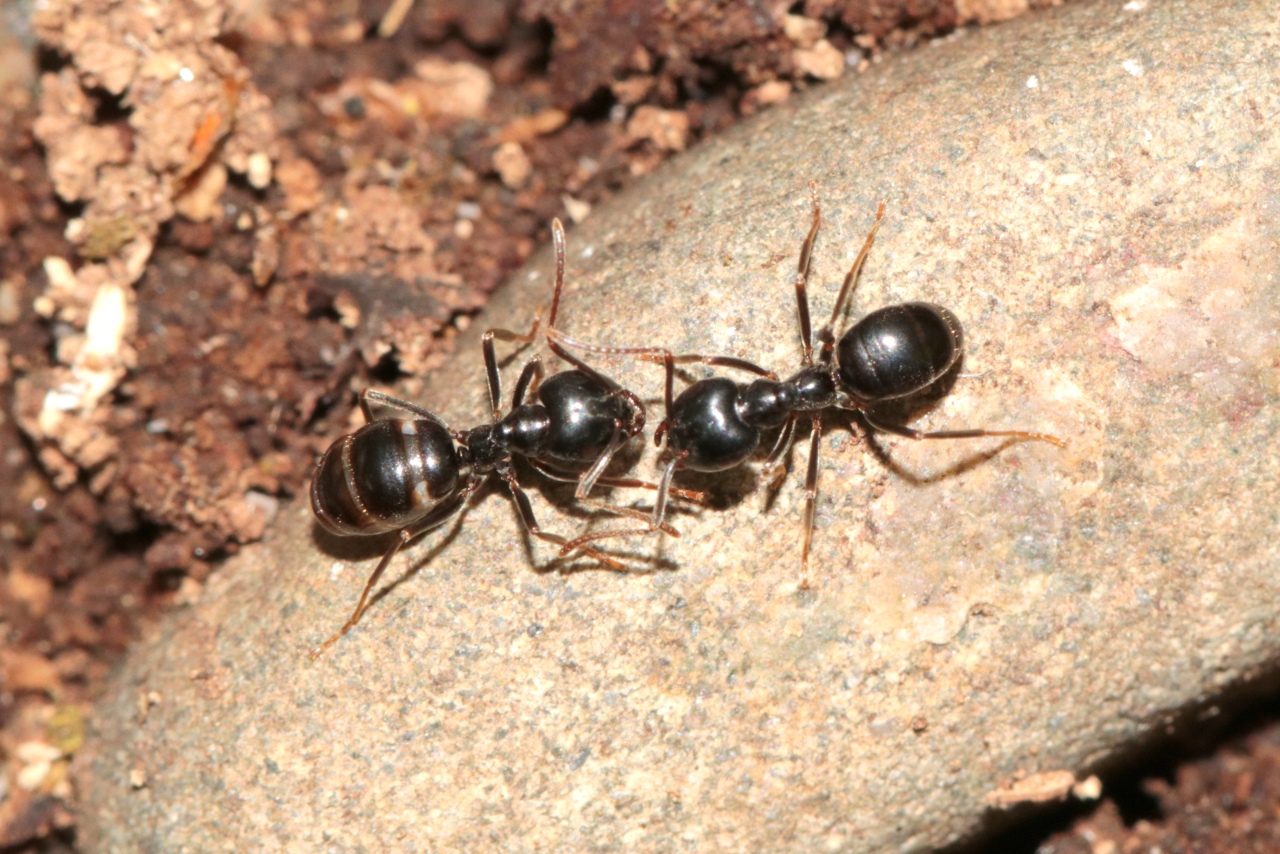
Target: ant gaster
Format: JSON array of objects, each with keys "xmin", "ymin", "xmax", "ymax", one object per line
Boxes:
[
  {"xmin": 309, "ymin": 219, "xmax": 697, "ymax": 658},
  {"xmin": 551, "ymin": 186, "xmax": 1065, "ymax": 587}
]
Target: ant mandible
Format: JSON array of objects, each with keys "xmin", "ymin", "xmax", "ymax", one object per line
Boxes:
[
  {"xmin": 309, "ymin": 218, "xmax": 698, "ymax": 658},
  {"xmin": 551, "ymin": 185, "xmax": 1066, "ymax": 587}
]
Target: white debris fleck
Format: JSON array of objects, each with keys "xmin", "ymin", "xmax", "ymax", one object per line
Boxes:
[
  {"xmin": 16, "ymin": 760, "xmax": 52, "ymax": 791},
  {"xmin": 244, "ymin": 490, "xmax": 280, "ymax": 527},
  {"xmin": 1122, "ymin": 0, "xmax": 1146, "ymax": 10},
  {"xmin": 1072, "ymin": 775, "xmax": 1103, "ymax": 800},
  {"xmin": 1025, "ymin": 75, "xmax": 1039, "ymax": 89},
  {"xmin": 247, "ymin": 151, "xmax": 273, "ymax": 189},
  {"xmin": 83, "ymin": 283, "xmax": 128, "ymax": 364},
  {"xmin": 562, "ymin": 195, "xmax": 591, "ymax": 224},
  {"xmin": 41, "ymin": 256, "xmax": 79, "ymax": 310},
  {"xmin": 1122, "ymin": 58, "xmax": 1145, "ymax": 77},
  {"xmin": 16, "ymin": 741, "xmax": 62, "ymax": 764}
]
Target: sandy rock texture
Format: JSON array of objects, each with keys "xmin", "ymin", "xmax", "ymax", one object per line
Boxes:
[{"xmin": 77, "ymin": 1, "xmax": 1280, "ymax": 851}]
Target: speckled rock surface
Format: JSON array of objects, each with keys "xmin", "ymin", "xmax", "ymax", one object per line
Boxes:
[{"xmin": 77, "ymin": 1, "xmax": 1280, "ymax": 851}]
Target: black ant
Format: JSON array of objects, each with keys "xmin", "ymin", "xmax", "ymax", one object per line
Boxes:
[
  {"xmin": 309, "ymin": 219, "xmax": 699, "ymax": 658},
  {"xmin": 551, "ymin": 186, "xmax": 1065, "ymax": 587}
]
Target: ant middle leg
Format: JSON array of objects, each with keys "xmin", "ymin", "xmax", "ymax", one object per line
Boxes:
[
  {"xmin": 799, "ymin": 413, "xmax": 824, "ymax": 590},
  {"xmin": 817, "ymin": 201, "xmax": 886, "ymax": 364},
  {"xmin": 499, "ymin": 466, "xmax": 627, "ymax": 570},
  {"xmin": 761, "ymin": 414, "xmax": 798, "ymax": 490}
]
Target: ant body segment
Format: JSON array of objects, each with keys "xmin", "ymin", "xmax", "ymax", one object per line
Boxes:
[
  {"xmin": 309, "ymin": 219, "xmax": 698, "ymax": 658},
  {"xmin": 551, "ymin": 187, "xmax": 1066, "ymax": 586}
]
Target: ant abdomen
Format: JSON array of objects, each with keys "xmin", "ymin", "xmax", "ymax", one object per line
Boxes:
[
  {"xmin": 310, "ymin": 418, "xmax": 462, "ymax": 537},
  {"xmin": 836, "ymin": 301, "xmax": 964, "ymax": 402}
]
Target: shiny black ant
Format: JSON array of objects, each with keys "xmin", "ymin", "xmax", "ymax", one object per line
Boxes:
[
  {"xmin": 309, "ymin": 219, "xmax": 698, "ymax": 658},
  {"xmin": 551, "ymin": 186, "xmax": 1065, "ymax": 586}
]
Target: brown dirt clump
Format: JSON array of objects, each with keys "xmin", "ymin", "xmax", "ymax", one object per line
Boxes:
[{"xmin": 1002, "ymin": 714, "xmax": 1280, "ymax": 854}]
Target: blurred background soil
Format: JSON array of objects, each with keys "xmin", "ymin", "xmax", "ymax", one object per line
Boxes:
[{"xmin": 1, "ymin": 1, "xmax": 1277, "ymax": 851}]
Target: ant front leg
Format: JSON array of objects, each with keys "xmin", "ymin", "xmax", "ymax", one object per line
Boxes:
[
  {"xmin": 541, "ymin": 217, "xmax": 629, "ymax": 394},
  {"xmin": 572, "ymin": 419, "xmax": 631, "ymax": 501},
  {"xmin": 648, "ymin": 452, "xmax": 687, "ymax": 534}
]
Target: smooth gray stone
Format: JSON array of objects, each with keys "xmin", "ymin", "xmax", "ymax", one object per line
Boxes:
[{"xmin": 77, "ymin": 1, "xmax": 1280, "ymax": 851}]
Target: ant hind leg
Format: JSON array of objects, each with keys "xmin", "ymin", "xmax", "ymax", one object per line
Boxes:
[
  {"xmin": 861, "ymin": 412, "xmax": 1066, "ymax": 448},
  {"xmin": 309, "ymin": 495, "xmax": 469, "ymax": 660}
]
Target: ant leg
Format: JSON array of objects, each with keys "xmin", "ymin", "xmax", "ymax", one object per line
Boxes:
[
  {"xmin": 540, "ymin": 218, "xmax": 634, "ymax": 394},
  {"xmin": 309, "ymin": 495, "xmax": 468, "ymax": 660},
  {"xmin": 557, "ymin": 524, "xmax": 667, "ymax": 556},
  {"xmin": 524, "ymin": 458, "xmax": 706, "ymax": 503},
  {"xmin": 799, "ymin": 414, "xmax": 824, "ymax": 590},
  {"xmin": 577, "ymin": 498, "xmax": 681, "ymax": 536},
  {"xmin": 545, "ymin": 332, "xmax": 633, "ymax": 393},
  {"xmin": 761, "ymin": 414, "xmax": 798, "ymax": 489},
  {"xmin": 511, "ymin": 356, "xmax": 545, "ymax": 408},
  {"xmin": 861, "ymin": 412, "xmax": 1067, "ymax": 448},
  {"xmin": 650, "ymin": 353, "xmax": 778, "ymax": 380},
  {"xmin": 818, "ymin": 202, "xmax": 886, "ymax": 365},
  {"xmin": 482, "ymin": 318, "xmax": 543, "ymax": 418},
  {"xmin": 500, "ymin": 467, "xmax": 626, "ymax": 570},
  {"xmin": 360, "ymin": 389, "xmax": 449, "ymax": 427},
  {"xmin": 649, "ymin": 454, "xmax": 684, "ymax": 532},
  {"xmin": 549, "ymin": 330, "xmax": 679, "ymax": 422},
  {"xmin": 796, "ymin": 181, "xmax": 822, "ymax": 366},
  {"xmin": 593, "ymin": 478, "xmax": 705, "ymax": 504},
  {"xmin": 574, "ymin": 421, "xmax": 630, "ymax": 500},
  {"xmin": 310, "ymin": 532, "xmax": 409, "ymax": 660},
  {"xmin": 555, "ymin": 453, "xmax": 687, "ymax": 556}
]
